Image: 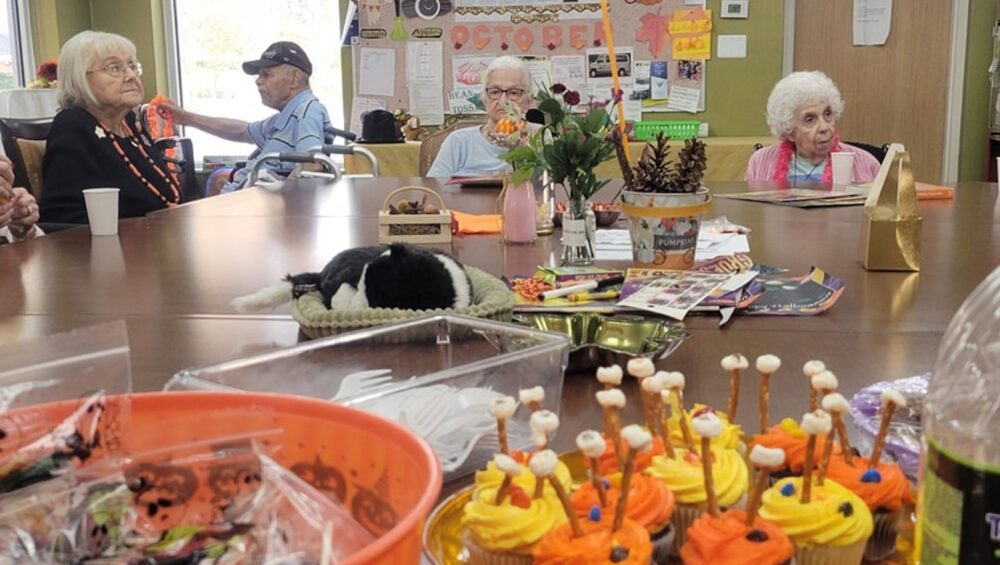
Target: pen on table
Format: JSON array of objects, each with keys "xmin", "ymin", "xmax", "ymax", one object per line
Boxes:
[
  {"xmin": 567, "ymin": 289, "xmax": 621, "ymax": 302},
  {"xmin": 537, "ymin": 275, "xmax": 625, "ymax": 301}
]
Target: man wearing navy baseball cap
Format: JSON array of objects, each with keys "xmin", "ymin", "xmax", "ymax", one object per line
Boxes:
[{"xmin": 158, "ymin": 41, "xmax": 336, "ymax": 194}]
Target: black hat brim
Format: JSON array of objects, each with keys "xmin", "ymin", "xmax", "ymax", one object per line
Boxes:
[{"xmin": 242, "ymin": 59, "xmax": 282, "ymax": 75}]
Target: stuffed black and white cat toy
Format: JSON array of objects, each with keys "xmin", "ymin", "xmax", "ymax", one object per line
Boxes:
[{"xmin": 232, "ymin": 244, "xmax": 473, "ymax": 313}]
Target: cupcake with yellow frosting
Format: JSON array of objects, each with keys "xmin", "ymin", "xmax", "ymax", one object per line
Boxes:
[
  {"xmin": 679, "ymin": 445, "xmax": 795, "ymax": 565},
  {"xmin": 646, "ymin": 406, "xmax": 750, "ymax": 554},
  {"xmin": 822, "ymin": 391, "xmax": 911, "ymax": 561},
  {"xmin": 463, "ymin": 453, "xmax": 568, "ymax": 565},
  {"xmin": 758, "ymin": 411, "xmax": 873, "ymax": 565}
]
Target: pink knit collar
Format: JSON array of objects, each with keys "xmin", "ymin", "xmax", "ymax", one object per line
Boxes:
[{"xmin": 772, "ymin": 133, "xmax": 841, "ymax": 186}]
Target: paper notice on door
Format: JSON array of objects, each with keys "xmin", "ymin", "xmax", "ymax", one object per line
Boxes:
[
  {"xmin": 853, "ymin": 0, "xmax": 892, "ymax": 46},
  {"xmin": 409, "ymin": 81, "xmax": 444, "ymax": 126},
  {"xmin": 358, "ymin": 48, "xmax": 396, "ymax": 96}
]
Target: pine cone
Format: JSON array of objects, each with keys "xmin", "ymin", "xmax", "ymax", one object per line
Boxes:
[
  {"xmin": 631, "ymin": 132, "xmax": 673, "ymax": 193},
  {"xmin": 671, "ymin": 138, "xmax": 707, "ymax": 193}
]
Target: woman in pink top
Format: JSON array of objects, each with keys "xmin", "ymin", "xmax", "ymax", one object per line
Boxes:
[{"xmin": 745, "ymin": 71, "xmax": 881, "ymax": 186}]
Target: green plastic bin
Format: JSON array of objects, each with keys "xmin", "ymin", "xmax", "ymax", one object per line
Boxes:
[{"xmin": 633, "ymin": 120, "xmax": 700, "ymax": 141}]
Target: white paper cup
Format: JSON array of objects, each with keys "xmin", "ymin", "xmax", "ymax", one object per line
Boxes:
[
  {"xmin": 83, "ymin": 188, "xmax": 120, "ymax": 236},
  {"xmin": 831, "ymin": 152, "xmax": 854, "ymax": 186}
]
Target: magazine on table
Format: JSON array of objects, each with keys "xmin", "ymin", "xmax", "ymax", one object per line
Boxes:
[
  {"xmin": 743, "ymin": 266, "xmax": 845, "ymax": 315},
  {"xmin": 717, "ymin": 188, "xmax": 868, "ymax": 207}
]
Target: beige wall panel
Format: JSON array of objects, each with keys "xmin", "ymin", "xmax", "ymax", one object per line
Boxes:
[{"xmin": 794, "ymin": 0, "xmax": 952, "ymax": 182}]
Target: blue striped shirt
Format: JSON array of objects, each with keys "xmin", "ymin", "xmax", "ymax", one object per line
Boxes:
[{"xmin": 225, "ymin": 89, "xmax": 334, "ymax": 192}]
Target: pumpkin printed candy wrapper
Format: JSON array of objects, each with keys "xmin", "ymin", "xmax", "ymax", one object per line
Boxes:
[{"xmin": 0, "ymin": 449, "xmax": 373, "ymax": 563}]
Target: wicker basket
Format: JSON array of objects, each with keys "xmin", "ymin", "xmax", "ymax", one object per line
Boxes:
[
  {"xmin": 378, "ymin": 186, "xmax": 453, "ymax": 244},
  {"xmin": 291, "ymin": 266, "xmax": 515, "ymax": 338}
]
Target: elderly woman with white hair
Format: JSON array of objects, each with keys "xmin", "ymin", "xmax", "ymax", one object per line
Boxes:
[
  {"xmin": 745, "ymin": 70, "xmax": 880, "ymax": 186},
  {"xmin": 40, "ymin": 30, "xmax": 183, "ymax": 225},
  {"xmin": 427, "ymin": 55, "xmax": 535, "ymax": 178}
]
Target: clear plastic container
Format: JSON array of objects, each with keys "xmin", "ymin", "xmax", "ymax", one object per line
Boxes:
[
  {"xmin": 916, "ymin": 265, "xmax": 1000, "ymax": 562},
  {"xmin": 166, "ymin": 314, "xmax": 571, "ymax": 480}
]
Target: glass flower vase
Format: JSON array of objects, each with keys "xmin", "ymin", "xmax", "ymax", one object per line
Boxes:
[
  {"xmin": 502, "ymin": 175, "xmax": 537, "ymax": 244},
  {"xmin": 534, "ymin": 172, "xmax": 556, "ymax": 236},
  {"xmin": 560, "ymin": 196, "xmax": 596, "ymax": 265}
]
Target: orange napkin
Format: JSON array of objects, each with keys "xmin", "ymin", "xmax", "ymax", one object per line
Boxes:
[{"xmin": 452, "ymin": 211, "xmax": 503, "ymax": 234}]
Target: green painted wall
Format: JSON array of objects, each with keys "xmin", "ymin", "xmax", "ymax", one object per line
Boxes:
[
  {"xmin": 89, "ymin": 0, "xmax": 167, "ymax": 99},
  {"xmin": 958, "ymin": 1, "xmax": 995, "ymax": 181},
  {"xmin": 642, "ymin": 0, "xmax": 784, "ymax": 137},
  {"xmin": 30, "ymin": 0, "xmax": 90, "ymax": 63}
]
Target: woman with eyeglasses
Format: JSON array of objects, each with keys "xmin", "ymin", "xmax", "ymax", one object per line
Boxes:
[
  {"xmin": 40, "ymin": 31, "xmax": 183, "ymax": 225},
  {"xmin": 427, "ymin": 56, "xmax": 535, "ymax": 178}
]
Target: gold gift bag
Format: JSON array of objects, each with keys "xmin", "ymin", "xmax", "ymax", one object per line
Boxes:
[{"xmin": 859, "ymin": 150, "xmax": 921, "ymax": 271}]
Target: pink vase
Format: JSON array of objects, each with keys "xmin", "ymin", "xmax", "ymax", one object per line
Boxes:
[{"xmin": 503, "ymin": 178, "xmax": 537, "ymax": 244}]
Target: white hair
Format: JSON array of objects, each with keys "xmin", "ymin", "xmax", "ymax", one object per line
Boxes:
[
  {"xmin": 765, "ymin": 70, "xmax": 845, "ymax": 139},
  {"xmin": 57, "ymin": 30, "xmax": 138, "ymax": 109},
  {"xmin": 482, "ymin": 55, "xmax": 533, "ymax": 93}
]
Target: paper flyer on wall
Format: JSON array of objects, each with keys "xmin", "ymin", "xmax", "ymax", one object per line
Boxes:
[
  {"xmin": 358, "ymin": 48, "xmax": 396, "ymax": 97},
  {"xmin": 408, "ymin": 42, "xmax": 445, "ymax": 125},
  {"xmin": 551, "ymin": 55, "xmax": 587, "ymax": 95},
  {"xmin": 585, "ymin": 47, "xmax": 634, "ymax": 101}
]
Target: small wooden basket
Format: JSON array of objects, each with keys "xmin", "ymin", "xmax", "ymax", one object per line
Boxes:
[{"xmin": 378, "ymin": 185, "xmax": 453, "ymax": 244}]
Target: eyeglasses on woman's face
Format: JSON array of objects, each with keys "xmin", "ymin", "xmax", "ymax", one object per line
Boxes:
[
  {"xmin": 485, "ymin": 87, "xmax": 526, "ymax": 101},
  {"xmin": 88, "ymin": 61, "xmax": 143, "ymax": 78}
]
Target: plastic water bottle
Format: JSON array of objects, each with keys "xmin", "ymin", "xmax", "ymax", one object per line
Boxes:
[{"xmin": 916, "ymin": 265, "xmax": 1000, "ymax": 563}]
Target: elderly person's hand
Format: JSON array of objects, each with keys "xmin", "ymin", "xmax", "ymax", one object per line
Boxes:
[
  {"xmin": 156, "ymin": 98, "xmax": 193, "ymax": 126},
  {"xmin": 7, "ymin": 188, "xmax": 40, "ymax": 238}
]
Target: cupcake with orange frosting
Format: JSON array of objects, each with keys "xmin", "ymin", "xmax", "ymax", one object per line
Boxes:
[
  {"xmin": 463, "ymin": 453, "xmax": 567, "ymax": 565},
  {"xmin": 822, "ymin": 391, "xmax": 911, "ymax": 561},
  {"xmin": 532, "ymin": 509, "xmax": 652, "ymax": 565},
  {"xmin": 572, "ymin": 430, "xmax": 675, "ymax": 563},
  {"xmin": 679, "ymin": 445, "xmax": 795, "ymax": 565},
  {"xmin": 758, "ymin": 411, "xmax": 873, "ymax": 564},
  {"xmin": 754, "ymin": 418, "xmax": 840, "ymax": 475},
  {"xmin": 534, "ymin": 425, "xmax": 658, "ymax": 565}
]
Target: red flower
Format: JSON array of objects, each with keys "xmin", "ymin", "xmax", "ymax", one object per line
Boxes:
[
  {"xmin": 610, "ymin": 88, "xmax": 623, "ymax": 103},
  {"xmin": 562, "ymin": 90, "xmax": 581, "ymax": 106},
  {"xmin": 551, "ymin": 83, "xmax": 567, "ymax": 94},
  {"xmin": 36, "ymin": 59, "xmax": 57, "ymax": 82}
]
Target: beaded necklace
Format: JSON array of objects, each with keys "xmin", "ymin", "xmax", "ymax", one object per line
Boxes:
[{"xmin": 102, "ymin": 120, "xmax": 180, "ymax": 207}]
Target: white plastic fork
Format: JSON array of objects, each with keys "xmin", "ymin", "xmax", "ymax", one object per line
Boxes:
[{"xmin": 328, "ymin": 369, "xmax": 393, "ymax": 402}]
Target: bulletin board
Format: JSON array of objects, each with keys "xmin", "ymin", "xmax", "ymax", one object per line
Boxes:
[{"xmin": 346, "ymin": 0, "xmax": 712, "ymax": 129}]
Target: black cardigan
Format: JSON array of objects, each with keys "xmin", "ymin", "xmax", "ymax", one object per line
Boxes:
[{"xmin": 40, "ymin": 106, "xmax": 183, "ymax": 224}]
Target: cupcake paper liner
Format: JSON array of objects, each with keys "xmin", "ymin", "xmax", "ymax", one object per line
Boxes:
[
  {"xmin": 650, "ymin": 523, "xmax": 676, "ymax": 565},
  {"xmin": 864, "ymin": 509, "xmax": 902, "ymax": 562},
  {"xmin": 464, "ymin": 533, "xmax": 534, "ymax": 565},
  {"xmin": 793, "ymin": 540, "xmax": 866, "ymax": 565}
]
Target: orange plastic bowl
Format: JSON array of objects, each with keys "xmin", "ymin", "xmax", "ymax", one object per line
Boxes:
[{"xmin": 1, "ymin": 391, "xmax": 442, "ymax": 565}]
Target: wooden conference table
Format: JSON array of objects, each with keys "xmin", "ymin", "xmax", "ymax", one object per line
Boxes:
[{"xmin": 1, "ymin": 178, "xmax": 998, "ymax": 458}]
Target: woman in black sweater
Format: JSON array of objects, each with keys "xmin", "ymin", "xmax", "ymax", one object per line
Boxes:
[{"xmin": 40, "ymin": 31, "xmax": 182, "ymax": 225}]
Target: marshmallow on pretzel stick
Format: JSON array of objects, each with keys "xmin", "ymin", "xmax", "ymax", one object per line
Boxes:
[
  {"xmin": 519, "ymin": 386, "xmax": 545, "ymax": 413},
  {"xmin": 577, "ymin": 430, "xmax": 609, "ymax": 508},
  {"xmin": 798, "ymin": 410, "xmax": 832, "ymax": 504},
  {"xmin": 745, "ymin": 445, "xmax": 786, "ymax": 526},
  {"xmin": 596, "ymin": 364, "xmax": 624, "ymax": 390},
  {"xmin": 613, "ymin": 425, "xmax": 653, "ymax": 532},
  {"xmin": 530, "ymin": 409, "xmax": 559, "ymax": 451},
  {"xmin": 641, "ymin": 372, "xmax": 668, "ymax": 436},
  {"xmin": 596, "ymin": 388, "xmax": 627, "ymax": 468},
  {"xmin": 692, "ymin": 409, "xmax": 724, "ymax": 518},
  {"xmin": 868, "ymin": 390, "xmax": 907, "ymax": 471},
  {"xmin": 817, "ymin": 393, "xmax": 851, "ymax": 484},
  {"xmin": 810, "ymin": 370, "xmax": 838, "ymax": 407},
  {"xmin": 627, "ymin": 357, "xmax": 657, "ymax": 435},
  {"xmin": 756, "ymin": 355, "xmax": 781, "ymax": 434},
  {"xmin": 721, "ymin": 353, "xmax": 749, "ymax": 423},
  {"xmin": 531, "ymin": 449, "xmax": 585, "ymax": 537},
  {"xmin": 802, "ymin": 360, "xmax": 826, "ymax": 411},
  {"xmin": 488, "ymin": 396, "xmax": 517, "ymax": 455},
  {"xmin": 661, "ymin": 371, "xmax": 696, "ymax": 453},
  {"xmin": 492, "ymin": 453, "xmax": 523, "ymax": 505}
]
